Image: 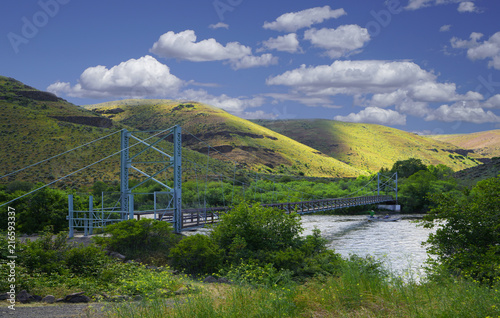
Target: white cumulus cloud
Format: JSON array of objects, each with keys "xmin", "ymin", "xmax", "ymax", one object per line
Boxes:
[
  {"xmin": 425, "ymin": 101, "xmax": 500, "ymax": 123},
  {"xmin": 209, "ymin": 22, "xmax": 229, "ymax": 29},
  {"xmin": 266, "ymin": 60, "xmax": 481, "ymax": 102},
  {"xmin": 457, "ymin": 1, "xmax": 478, "ymax": 12},
  {"xmin": 230, "ymin": 54, "xmax": 278, "ymax": 70},
  {"xmin": 440, "ymin": 24, "xmax": 452, "ymax": 32},
  {"xmin": 334, "ymin": 107, "xmax": 407, "ymax": 126},
  {"xmin": 267, "ymin": 60, "xmax": 434, "ymax": 95},
  {"xmin": 405, "ymin": 0, "xmax": 479, "ymax": 11},
  {"xmin": 263, "ymin": 6, "xmax": 346, "ymax": 32},
  {"xmin": 150, "ymin": 30, "xmax": 278, "ymax": 70},
  {"xmin": 266, "ymin": 59, "xmax": 490, "ymax": 124},
  {"xmin": 150, "ymin": 30, "xmax": 251, "ymax": 62},
  {"xmin": 484, "ymin": 94, "xmax": 500, "ymax": 108},
  {"xmin": 178, "ymin": 89, "xmax": 265, "ymax": 115},
  {"xmin": 260, "ymin": 33, "xmax": 301, "ymax": 53},
  {"xmin": 304, "ymin": 25, "xmax": 370, "ymax": 58},
  {"xmin": 47, "ymin": 55, "xmax": 183, "ymax": 99},
  {"xmin": 451, "ymin": 31, "xmax": 500, "ymax": 70}
]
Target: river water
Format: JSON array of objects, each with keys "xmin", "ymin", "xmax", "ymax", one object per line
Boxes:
[{"xmin": 301, "ymin": 214, "xmax": 434, "ymax": 280}]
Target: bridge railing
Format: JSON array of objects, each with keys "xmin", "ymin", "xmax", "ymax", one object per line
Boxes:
[
  {"xmin": 262, "ymin": 195, "xmax": 393, "ymax": 215},
  {"xmin": 172, "ymin": 195, "xmax": 394, "ymax": 230}
]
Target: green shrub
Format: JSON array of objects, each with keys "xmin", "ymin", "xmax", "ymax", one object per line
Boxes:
[
  {"xmin": 222, "ymin": 261, "xmax": 294, "ymax": 288},
  {"xmin": 64, "ymin": 244, "xmax": 110, "ymax": 276},
  {"xmin": 0, "ymin": 185, "xmax": 69, "ymax": 234},
  {"xmin": 169, "ymin": 234, "xmax": 222, "ymax": 275},
  {"xmin": 117, "ymin": 263, "xmax": 183, "ymax": 298},
  {"xmin": 19, "ymin": 229, "xmax": 69, "ymax": 274},
  {"xmin": 93, "ymin": 219, "xmax": 181, "ymax": 265},
  {"xmin": 211, "ymin": 203, "xmax": 303, "ymax": 264}
]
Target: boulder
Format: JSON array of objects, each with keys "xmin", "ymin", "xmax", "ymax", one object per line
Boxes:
[
  {"xmin": 203, "ymin": 276, "xmax": 218, "ymax": 283},
  {"xmin": 16, "ymin": 290, "xmax": 31, "ymax": 304},
  {"xmin": 31, "ymin": 295, "xmax": 42, "ymax": 302},
  {"xmin": 0, "ymin": 293, "xmax": 8, "ymax": 301},
  {"xmin": 108, "ymin": 251, "xmax": 126, "ymax": 260},
  {"xmin": 62, "ymin": 292, "xmax": 90, "ymax": 303},
  {"xmin": 42, "ymin": 295, "xmax": 56, "ymax": 304},
  {"xmin": 107, "ymin": 295, "xmax": 128, "ymax": 302},
  {"xmin": 203, "ymin": 276, "xmax": 231, "ymax": 284}
]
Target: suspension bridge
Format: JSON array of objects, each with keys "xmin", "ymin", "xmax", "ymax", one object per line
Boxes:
[{"xmin": 0, "ymin": 125, "xmax": 398, "ymax": 237}]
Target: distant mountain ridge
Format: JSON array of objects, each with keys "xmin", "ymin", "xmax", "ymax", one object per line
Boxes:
[{"xmin": 429, "ymin": 130, "xmax": 500, "ymax": 159}]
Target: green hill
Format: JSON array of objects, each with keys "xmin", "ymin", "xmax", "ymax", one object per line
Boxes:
[
  {"xmin": 0, "ymin": 77, "xmax": 234, "ymax": 188},
  {"xmin": 429, "ymin": 130, "xmax": 500, "ymax": 159},
  {"xmin": 0, "ymin": 76, "xmax": 124, "ymax": 187},
  {"xmin": 85, "ymin": 99, "xmax": 367, "ymax": 178},
  {"xmin": 3, "ymin": 74, "xmax": 482, "ymax": 187},
  {"xmin": 253, "ymin": 119, "xmax": 481, "ymax": 173},
  {"xmin": 454, "ymin": 157, "xmax": 500, "ymax": 188}
]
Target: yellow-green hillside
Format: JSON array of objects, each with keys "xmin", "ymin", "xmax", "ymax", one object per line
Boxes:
[
  {"xmin": 429, "ymin": 130, "xmax": 500, "ymax": 158},
  {"xmin": 0, "ymin": 76, "xmax": 124, "ymax": 187},
  {"xmin": 254, "ymin": 119, "xmax": 481, "ymax": 173},
  {"xmin": 0, "ymin": 77, "xmax": 236, "ymax": 188},
  {"xmin": 85, "ymin": 100, "xmax": 367, "ymax": 178}
]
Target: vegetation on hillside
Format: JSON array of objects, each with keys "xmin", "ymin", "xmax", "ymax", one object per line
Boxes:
[
  {"xmin": 255, "ymin": 119, "xmax": 482, "ymax": 173},
  {"xmin": 0, "ymin": 76, "xmax": 124, "ymax": 187},
  {"xmin": 422, "ymin": 174, "xmax": 500, "ymax": 285},
  {"xmin": 86, "ymin": 99, "xmax": 368, "ymax": 178},
  {"xmin": 430, "ymin": 130, "xmax": 500, "ymax": 158}
]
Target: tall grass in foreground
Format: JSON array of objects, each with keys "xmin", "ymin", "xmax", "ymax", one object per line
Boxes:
[{"xmin": 105, "ymin": 260, "xmax": 500, "ymax": 318}]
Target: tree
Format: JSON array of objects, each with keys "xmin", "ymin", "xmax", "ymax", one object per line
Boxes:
[
  {"xmin": 390, "ymin": 158, "xmax": 427, "ymax": 179},
  {"xmin": 94, "ymin": 219, "xmax": 181, "ymax": 264},
  {"xmin": 0, "ymin": 184, "xmax": 69, "ymax": 234},
  {"xmin": 210, "ymin": 203, "xmax": 303, "ymax": 264},
  {"xmin": 421, "ymin": 175, "xmax": 500, "ymax": 284},
  {"xmin": 398, "ymin": 164, "xmax": 459, "ymax": 212}
]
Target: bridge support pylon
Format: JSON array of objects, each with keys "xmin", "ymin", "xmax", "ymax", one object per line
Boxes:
[{"xmin": 68, "ymin": 125, "xmax": 183, "ymax": 237}]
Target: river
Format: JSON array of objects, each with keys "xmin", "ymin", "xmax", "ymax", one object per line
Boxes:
[{"xmin": 301, "ymin": 214, "xmax": 434, "ymax": 280}]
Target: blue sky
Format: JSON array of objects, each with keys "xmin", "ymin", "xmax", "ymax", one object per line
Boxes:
[{"xmin": 2, "ymin": 0, "xmax": 500, "ymax": 134}]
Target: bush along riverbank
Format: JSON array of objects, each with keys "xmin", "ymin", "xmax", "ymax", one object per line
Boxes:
[{"xmin": 2, "ymin": 192, "xmax": 500, "ymax": 317}]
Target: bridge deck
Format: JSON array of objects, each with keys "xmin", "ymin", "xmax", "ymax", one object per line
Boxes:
[{"xmin": 135, "ymin": 195, "xmax": 394, "ymax": 230}]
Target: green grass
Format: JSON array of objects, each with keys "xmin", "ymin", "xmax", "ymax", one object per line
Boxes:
[
  {"xmin": 255, "ymin": 119, "xmax": 482, "ymax": 173},
  {"xmin": 103, "ymin": 263, "xmax": 500, "ymax": 318}
]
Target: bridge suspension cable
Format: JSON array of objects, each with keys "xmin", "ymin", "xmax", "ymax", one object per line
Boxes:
[
  {"xmin": 0, "ymin": 126, "xmax": 177, "ymax": 208},
  {"xmin": 0, "ymin": 129, "xmax": 124, "ymax": 181},
  {"xmin": 181, "ymin": 129, "xmax": 386, "ymax": 206}
]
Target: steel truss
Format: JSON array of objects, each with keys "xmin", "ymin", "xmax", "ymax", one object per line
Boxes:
[{"xmin": 68, "ymin": 125, "xmax": 182, "ymax": 237}]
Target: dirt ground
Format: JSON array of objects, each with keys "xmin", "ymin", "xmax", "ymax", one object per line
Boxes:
[{"xmin": 0, "ymin": 302, "xmax": 109, "ymax": 318}]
